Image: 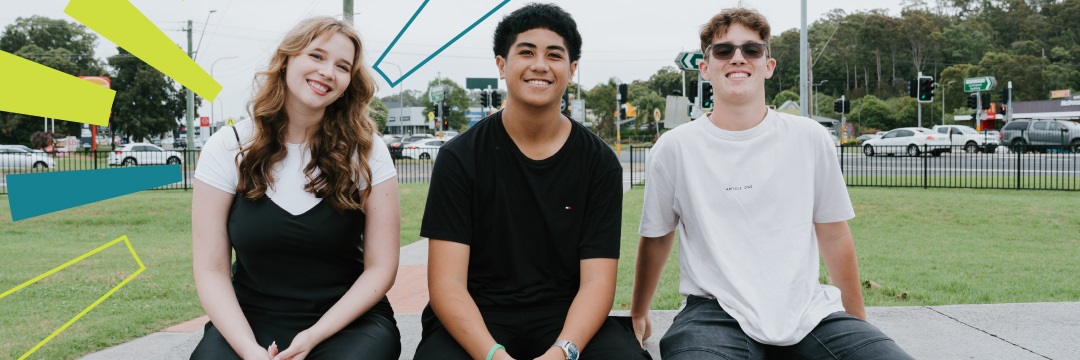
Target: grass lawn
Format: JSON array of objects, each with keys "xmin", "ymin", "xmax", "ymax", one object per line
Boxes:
[
  {"xmin": 0, "ymin": 183, "xmax": 428, "ymax": 359},
  {"xmin": 1, "ymin": 185, "xmax": 1078, "ymax": 358}
]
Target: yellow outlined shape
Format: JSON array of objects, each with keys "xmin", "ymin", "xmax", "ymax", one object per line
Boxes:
[
  {"xmin": 65, "ymin": 0, "xmax": 222, "ymax": 101},
  {"xmin": 0, "ymin": 235, "xmax": 145, "ymax": 360},
  {"xmin": 0, "ymin": 51, "xmax": 115, "ymax": 126}
]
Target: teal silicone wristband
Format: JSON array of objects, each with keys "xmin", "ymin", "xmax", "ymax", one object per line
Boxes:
[{"xmin": 486, "ymin": 343, "xmax": 505, "ymax": 360}]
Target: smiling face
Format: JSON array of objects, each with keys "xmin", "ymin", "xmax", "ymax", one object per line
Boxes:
[
  {"xmin": 700, "ymin": 23, "xmax": 775, "ymax": 106},
  {"xmin": 283, "ymin": 32, "xmax": 355, "ymax": 117},
  {"xmin": 496, "ymin": 28, "xmax": 577, "ymax": 111}
]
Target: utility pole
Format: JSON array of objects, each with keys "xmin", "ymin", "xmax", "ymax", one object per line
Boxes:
[
  {"xmin": 917, "ymin": 71, "xmax": 923, "ymax": 128},
  {"xmin": 186, "ymin": 20, "xmax": 195, "ymax": 151},
  {"xmin": 799, "ymin": 0, "xmax": 808, "ymax": 117},
  {"xmin": 344, "ymin": 0, "xmax": 354, "ymax": 25}
]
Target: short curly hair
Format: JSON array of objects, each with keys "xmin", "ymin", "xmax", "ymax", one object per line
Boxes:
[
  {"xmin": 699, "ymin": 8, "xmax": 772, "ymax": 57},
  {"xmin": 493, "ymin": 3, "xmax": 582, "ymax": 62}
]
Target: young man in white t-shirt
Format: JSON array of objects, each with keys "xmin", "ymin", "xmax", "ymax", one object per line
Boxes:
[{"xmin": 629, "ymin": 8, "xmax": 913, "ymax": 359}]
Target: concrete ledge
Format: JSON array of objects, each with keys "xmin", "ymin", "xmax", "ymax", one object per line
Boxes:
[{"xmin": 83, "ymin": 303, "xmax": 1080, "ymax": 360}]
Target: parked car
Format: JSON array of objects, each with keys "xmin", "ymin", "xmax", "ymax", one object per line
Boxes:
[
  {"xmin": 108, "ymin": 143, "xmax": 184, "ymax": 166},
  {"xmin": 400, "ymin": 138, "xmax": 447, "ymax": 160},
  {"xmin": 931, "ymin": 124, "xmax": 998, "ymax": 153},
  {"xmin": 861, "ymin": 127, "xmax": 950, "ymax": 157},
  {"xmin": 0, "ymin": 144, "xmax": 45, "ymax": 153},
  {"xmin": 382, "ymin": 134, "xmax": 403, "ymax": 145},
  {"xmin": 401, "ymin": 134, "xmax": 434, "ymax": 144},
  {"xmin": 0, "ymin": 147, "xmax": 55, "ymax": 169},
  {"xmin": 856, "ymin": 133, "xmax": 883, "ymax": 142},
  {"xmin": 1000, "ymin": 120, "xmax": 1080, "ymax": 153}
]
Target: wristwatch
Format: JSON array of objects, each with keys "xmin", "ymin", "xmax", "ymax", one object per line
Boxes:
[{"xmin": 553, "ymin": 339, "xmax": 579, "ymax": 360}]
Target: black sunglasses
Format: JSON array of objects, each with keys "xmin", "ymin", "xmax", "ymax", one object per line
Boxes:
[{"xmin": 705, "ymin": 42, "xmax": 770, "ymax": 60}]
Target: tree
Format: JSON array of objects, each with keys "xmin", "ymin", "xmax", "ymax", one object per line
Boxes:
[
  {"xmin": 771, "ymin": 90, "xmax": 800, "ymax": 107},
  {"xmin": 585, "ymin": 80, "xmax": 617, "ymax": 140},
  {"xmin": 0, "ymin": 16, "xmax": 106, "ymax": 145},
  {"xmin": 369, "ymin": 97, "xmax": 388, "ymax": 133},
  {"xmin": 850, "ymin": 95, "xmax": 892, "ymax": 130},
  {"xmin": 108, "ymin": 48, "xmax": 188, "ymax": 141},
  {"xmin": 421, "ymin": 78, "xmax": 470, "ymax": 132}
]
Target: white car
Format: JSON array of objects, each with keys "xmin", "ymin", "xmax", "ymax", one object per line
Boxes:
[
  {"xmin": 108, "ymin": 143, "xmax": 184, "ymax": 166},
  {"xmin": 0, "ymin": 147, "xmax": 55, "ymax": 169},
  {"xmin": 932, "ymin": 124, "xmax": 999, "ymax": 153},
  {"xmin": 862, "ymin": 127, "xmax": 950, "ymax": 157},
  {"xmin": 400, "ymin": 138, "xmax": 447, "ymax": 160}
]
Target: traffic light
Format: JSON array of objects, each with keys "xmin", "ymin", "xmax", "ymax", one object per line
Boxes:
[
  {"xmin": 491, "ymin": 91, "xmax": 502, "ymax": 108},
  {"xmin": 700, "ymin": 81, "xmax": 714, "ymax": 108},
  {"xmin": 618, "ymin": 83, "xmax": 628, "ymax": 105},
  {"xmin": 967, "ymin": 93, "xmax": 978, "ymax": 109},
  {"xmin": 917, "ymin": 76, "xmax": 934, "ymax": 102},
  {"xmin": 619, "ymin": 105, "xmax": 627, "ymax": 120},
  {"xmin": 908, "ymin": 79, "xmax": 918, "ymax": 98},
  {"xmin": 1000, "ymin": 87, "xmax": 1010, "ymax": 104},
  {"xmin": 479, "ymin": 90, "xmax": 489, "ymax": 108},
  {"xmin": 833, "ymin": 99, "xmax": 851, "ymax": 114},
  {"xmin": 980, "ymin": 93, "xmax": 991, "ymax": 110}
]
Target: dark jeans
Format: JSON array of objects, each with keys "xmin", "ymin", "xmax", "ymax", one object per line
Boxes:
[
  {"xmin": 189, "ymin": 309, "xmax": 400, "ymax": 360},
  {"xmin": 413, "ymin": 303, "xmax": 652, "ymax": 359},
  {"xmin": 660, "ymin": 295, "xmax": 913, "ymax": 360}
]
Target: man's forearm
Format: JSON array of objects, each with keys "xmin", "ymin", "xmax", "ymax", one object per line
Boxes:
[
  {"xmin": 816, "ymin": 222, "xmax": 866, "ymax": 319},
  {"xmin": 631, "ymin": 232, "xmax": 676, "ymax": 317},
  {"xmin": 557, "ymin": 258, "xmax": 618, "ymax": 351},
  {"xmin": 431, "ymin": 284, "xmax": 503, "ymax": 359}
]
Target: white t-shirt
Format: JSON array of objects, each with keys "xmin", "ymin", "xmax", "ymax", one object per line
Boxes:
[
  {"xmin": 639, "ymin": 109, "xmax": 855, "ymax": 345},
  {"xmin": 194, "ymin": 120, "xmax": 396, "ymax": 215}
]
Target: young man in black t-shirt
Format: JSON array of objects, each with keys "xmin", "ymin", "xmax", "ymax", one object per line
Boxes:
[{"xmin": 413, "ymin": 4, "xmax": 649, "ymax": 360}]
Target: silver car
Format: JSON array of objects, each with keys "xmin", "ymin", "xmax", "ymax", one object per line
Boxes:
[{"xmin": 0, "ymin": 147, "xmax": 55, "ymax": 169}]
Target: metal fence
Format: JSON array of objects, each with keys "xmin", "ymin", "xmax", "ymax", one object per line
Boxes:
[
  {"xmin": 628, "ymin": 144, "xmax": 1080, "ymax": 191},
  {"xmin": 0, "ymin": 148, "xmax": 439, "ymax": 195}
]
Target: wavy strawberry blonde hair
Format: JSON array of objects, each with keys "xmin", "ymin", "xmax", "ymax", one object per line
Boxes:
[{"xmin": 237, "ymin": 16, "xmax": 378, "ymax": 212}]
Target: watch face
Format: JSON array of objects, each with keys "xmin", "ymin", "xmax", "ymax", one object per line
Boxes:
[{"xmin": 565, "ymin": 342, "xmax": 579, "ymax": 360}]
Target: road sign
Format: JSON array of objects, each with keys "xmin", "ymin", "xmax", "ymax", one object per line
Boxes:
[
  {"xmin": 675, "ymin": 51, "xmax": 704, "ymax": 71},
  {"xmin": 427, "ymin": 111, "xmax": 435, "ymax": 122},
  {"xmin": 964, "ymin": 76, "xmax": 996, "ymax": 92},
  {"xmin": 570, "ymin": 99, "xmax": 585, "ymax": 122},
  {"xmin": 429, "ymin": 85, "xmax": 446, "ymax": 102},
  {"xmin": 199, "ymin": 116, "xmax": 210, "ymax": 127},
  {"xmin": 466, "ymin": 77, "xmax": 498, "ymax": 90}
]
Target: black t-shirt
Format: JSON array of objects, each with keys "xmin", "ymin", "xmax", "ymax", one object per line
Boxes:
[{"xmin": 421, "ymin": 111, "xmax": 623, "ymax": 308}]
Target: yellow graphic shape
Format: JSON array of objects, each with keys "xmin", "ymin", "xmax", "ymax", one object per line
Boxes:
[
  {"xmin": 65, "ymin": 0, "xmax": 222, "ymax": 101},
  {"xmin": 0, "ymin": 51, "xmax": 115, "ymax": 126},
  {"xmin": 0, "ymin": 235, "xmax": 145, "ymax": 360}
]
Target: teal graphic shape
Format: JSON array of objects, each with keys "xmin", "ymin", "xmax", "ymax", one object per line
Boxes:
[
  {"xmin": 6, "ymin": 165, "xmax": 182, "ymax": 222},
  {"xmin": 373, "ymin": 0, "xmax": 511, "ymax": 87}
]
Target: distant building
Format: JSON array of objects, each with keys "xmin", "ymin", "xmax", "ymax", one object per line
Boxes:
[{"xmin": 386, "ymin": 105, "xmax": 432, "ymax": 135}]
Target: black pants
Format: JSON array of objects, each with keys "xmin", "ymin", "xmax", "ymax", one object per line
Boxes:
[
  {"xmin": 413, "ymin": 303, "xmax": 651, "ymax": 360},
  {"xmin": 189, "ymin": 309, "xmax": 400, "ymax": 360}
]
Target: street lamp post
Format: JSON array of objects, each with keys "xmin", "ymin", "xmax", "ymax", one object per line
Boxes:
[
  {"xmin": 941, "ymin": 80, "xmax": 955, "ymax": 125},
  {"xmin": 382, "ymin": 62, "xmax": 404, "ymax": 135},
  {"xmin": 813, "ymin": 80, "xmax": 828, "ymax": 118},
  {"xmin": 209, "ymin": 56, "xmax": 238, "ymax": 136}
]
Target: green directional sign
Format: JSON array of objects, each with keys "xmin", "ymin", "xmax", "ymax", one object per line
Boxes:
[
  {"xmin": 675, "ymin": 51, "xmax": 704, "ymax": 71},
  {"xmin": 429, "ymin": 85, "xmax": 445, "ymax": 103},
  {"xmin": 466, "ymin": 77, "xmax": 498, "ymax": 90},
  {"xmin": 964, "ymin": 76, "xmax": 996, "ymax": 92}
]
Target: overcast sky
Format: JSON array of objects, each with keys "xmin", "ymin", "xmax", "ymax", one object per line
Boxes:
[{"xmin": 3, "ymin": 0, "xmax": 905, "ymax": 122}]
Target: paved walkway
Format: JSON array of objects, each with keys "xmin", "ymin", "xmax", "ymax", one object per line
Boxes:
[{"xmin": 79, "ymin": 176, "xmax": 1080, "ymax": 359}]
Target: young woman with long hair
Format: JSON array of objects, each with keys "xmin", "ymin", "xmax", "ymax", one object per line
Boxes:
[{"xmin": 189, "ymin": 16, "xmax": 401, "ymax": 360}]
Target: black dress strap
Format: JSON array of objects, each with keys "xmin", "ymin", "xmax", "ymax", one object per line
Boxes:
[{"xmin": 231, "ymin": 126, "xmax": 240, "ymax": 144}]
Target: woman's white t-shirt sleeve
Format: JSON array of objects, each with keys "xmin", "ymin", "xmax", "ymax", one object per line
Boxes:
[
  {"xmin": 193, "ymin": 126, "xmax": 242, "ymax": 194},
  {"xmin": 367, "ymin": 132, "xmax": 396, "ymax": 188}
]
